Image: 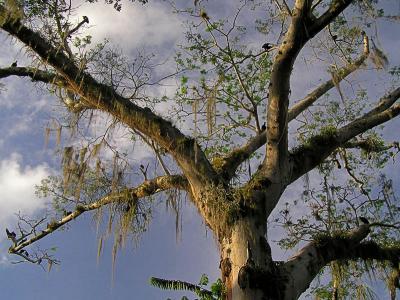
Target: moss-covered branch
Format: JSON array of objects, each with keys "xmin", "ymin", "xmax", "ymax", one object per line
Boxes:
[
  {"xmin": 0, "ymin": 6, "xmax": 218, "ymax": 188},
  {"xmin": 8, "ymin": 174, "xmax": 188, "ymax": 255},
  {"xmin": 290, "ymin": 87, "xmax": 400, "ymax": 184}
]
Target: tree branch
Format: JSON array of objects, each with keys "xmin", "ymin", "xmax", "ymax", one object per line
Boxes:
[
  {"xmin": 281, "ymin": 224, "xmax": 399, "ymax": 299},
  {"xmin": 219, "ymin": 3, "xmax": 364, "ymax": 181},
  {"xmin": 342, "ymin": 139, "xmax": 399, "ymax": 154},
  {"xmin": 8, "ymin": 174, "xmax": 188, "ymax": 255},
  {"xmin": 290, "ymin": 87, "xmax": 400, "ymax": 184},
  {"xmin": 309, "ymin": 0, "xmax": 355, "ymax": 38},
  {"xmin": 262, "ymin": 0, "xmax": 312, "ymax": 180},
  {"xmin": 216, "ymin": 132, "xmax": 266, "ymax": 180},
  {"xmin": 219, "ymin": 33, "xmax": 369, "ymax": 179},
  {"xmin": 0, "ymin": 66, "xmax": 64, "ymax": 84},
  {"xmin": 288, "ymin": 33, "xmax": 369, "ymax": 120},
  {"xmin": 0, "ymin": 8, "xmax": 218, "ymax": 189}
]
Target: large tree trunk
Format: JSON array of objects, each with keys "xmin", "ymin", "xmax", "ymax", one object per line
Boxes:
[{"xmin": 219, "ymin": 217, "xmax": 286, "ymax": 300}]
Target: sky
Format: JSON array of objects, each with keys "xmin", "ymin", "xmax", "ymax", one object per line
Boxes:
[{"xmin": 0, "ymin": 0, "xmax": 399, "ymax": 299}]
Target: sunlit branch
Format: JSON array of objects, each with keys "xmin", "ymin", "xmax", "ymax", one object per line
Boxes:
[
  {"xmin": 289, "ymin": 87, "xmax": 400, "ymax": 184},
  {"xmin": 309, "ymin": 0, "xmax": 355, "ymax": 38},
  {"xmin": 219, "ymin": 33, "xmax": 368, "ymax": 178},
  {"xmin": 281, "ymin": 224, "xmax": 399, "ymax": 299}
]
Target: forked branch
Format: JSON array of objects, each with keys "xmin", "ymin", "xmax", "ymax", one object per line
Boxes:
[{"xmin": 219, "ymin": 32, "xmax": 369, "ymax": 180}]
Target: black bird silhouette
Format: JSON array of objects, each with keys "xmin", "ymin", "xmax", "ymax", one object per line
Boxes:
[
  {"xmin": 6, "ymin": 228, "xmax": 16, "ymax": 239},
  {"xmin": 83, "ymin": 16, "xmax": 89, "ymax": 23},
  {"xmin": 359, "ymin": 217, "xmax": 369, "ymax": 224},
  {"xmin": 261, "ymin": 123, "xmax": 266, "ymax": 131},
  {"xmin": 262, "ymin": 43, "xmax": 273, "ymax": 51},
  {"xmin": 11, "ymin": 61, "xmax": 17, "ymax": 67}
]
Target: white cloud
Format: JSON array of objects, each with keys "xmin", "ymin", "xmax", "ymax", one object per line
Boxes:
[
  {"xmin": 0, "ymin": 154, "xmax": 49, "ymax": 243},
  {"xmin": 77, "ymin": 2, "xmax": 182, "ymax": 52}
]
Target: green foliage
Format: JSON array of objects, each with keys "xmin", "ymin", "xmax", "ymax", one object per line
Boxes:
[
  {"xmin": 150, "ymin": 274, "xmax": 225, "ymax": 300},
  {"xmin": 278, "ymin": 91, "xmax": 399, "ymax": 297},
  {"xmin": 173, "ymin": 14, "xmax": 273, "ymax": 170}
]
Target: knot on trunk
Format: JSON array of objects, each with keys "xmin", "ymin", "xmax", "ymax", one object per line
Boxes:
[
  {"xmin": 220, "ymin": 257, "xmax": 232, "ymax": 278},
  {"xmin": 237, "ymin": 264, "xmax": 253, "ymax": 290},
  {"xmin": 238, "ymin": 262, "xmax": 286, "ymax": 298}
]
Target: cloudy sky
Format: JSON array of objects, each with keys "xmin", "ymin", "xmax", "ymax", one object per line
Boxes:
[{"xmin": 0, "ymin": 0, "xmax": 399, "ymax": 299}]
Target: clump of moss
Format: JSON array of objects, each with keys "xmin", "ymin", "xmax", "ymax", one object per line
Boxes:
[
  {"xmin": 211, "ymin": 155, "xmax": 225, "ymax": 171},
  {"xmin": 75, "ymin": 205, "xmax": 85, "ymax": 213},
  {"xmin": 200, "ymin": 184, "xmax": 244, "ymax": 238},
  {"xmin": 47, "ymin": 220, "xmax": 59, "ymax": 230},
  {"xmin": 304, "ymin": 125, "xmax": 338, "ymax": 149}
]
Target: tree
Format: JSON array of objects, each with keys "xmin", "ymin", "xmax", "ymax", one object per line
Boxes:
[{"xmin": 0, "ymin": 0, "xmax": 399, "ymax": 299}]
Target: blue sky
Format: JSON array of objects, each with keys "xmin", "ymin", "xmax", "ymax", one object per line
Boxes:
[{"xmin": 0, "ymin": 0, "xmax": 399, "ymax": 299}]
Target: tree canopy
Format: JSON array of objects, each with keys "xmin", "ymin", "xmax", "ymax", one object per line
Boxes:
[{"xmin": 0, "ymin": 0, "xmax": 399, "ymax": 299}]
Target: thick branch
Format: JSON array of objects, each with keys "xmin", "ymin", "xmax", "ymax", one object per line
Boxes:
[
  {"xmin": 217, "ymin": 133, "xmax": 266, "ymax": 180},
  {"xmin": 0, "ymin": 10, "xmax": 218, "ymax": 189},
  {"xmin": 281, "ymin": 224, "xmax": 399, "ymax": 299},
  {"xmin": 0, "ymin": 66, "xmax": 63, "ymax": 84},
  {"xmin": 264, "ymin": 0, "xmax": 356, "ymax": 177},
  {"xmin": 220, "ymin": 9, "xmax": 366, "ymax": 180},
  {"xmin": 8, "ymin": 174, "xmax": 187, "ymax": 254},
  {"xmin": 309, "ymin": 0, "xmax": 355, "ymax": 38},
  {"xmin": 263, "ymin": 0, "xmax": 311, "ymax": 178},
  {"xmin": 290, "ymin": 87, "xmax": 400, "ymax": 183},
  {"xmin": 220, "ymin": 33, "xmax": 368, "ymax": 179}
]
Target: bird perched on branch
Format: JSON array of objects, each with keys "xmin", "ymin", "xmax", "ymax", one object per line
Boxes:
[
  {"xmin": 11, "ymin": 61, "xmax": 17, "ymax": 67},
  {"xmin": 261, "ymin": 123, "xmax": 266, "ymax": 131},
  {"xmin": 200, "ymin": 9, "xmax": 210, "ymax": 21},
  {"xmin": 83, "ymin": 16, "xmax": 89, "ymax": 24},
  {"xmin": 6, "ymin": 228, "xmax": 16, "ymax": 240},
  {"xmin": 262, "ymin": 43, "xmax": 274, "ymax": 51}
]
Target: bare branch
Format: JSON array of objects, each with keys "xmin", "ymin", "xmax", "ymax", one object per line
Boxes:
[
  {"xmin": 217, "ymin": 132, "xmax": 266, "ymax": 180},
  {"xmin": 262, "ymin": 0, "xmax": 314, "ymax": 183},
  {"xmin": 219, "ymin": 1, "xmax": 363, "ymax": 180},
  {"xmin": 219, "ymin": 34, "xmax": 369, "ymax": 179}
]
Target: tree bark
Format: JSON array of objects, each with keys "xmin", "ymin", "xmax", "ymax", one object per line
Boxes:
[{"xmin": 220, "ymin": 218, "xmax": 269, "ymax": 300}]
